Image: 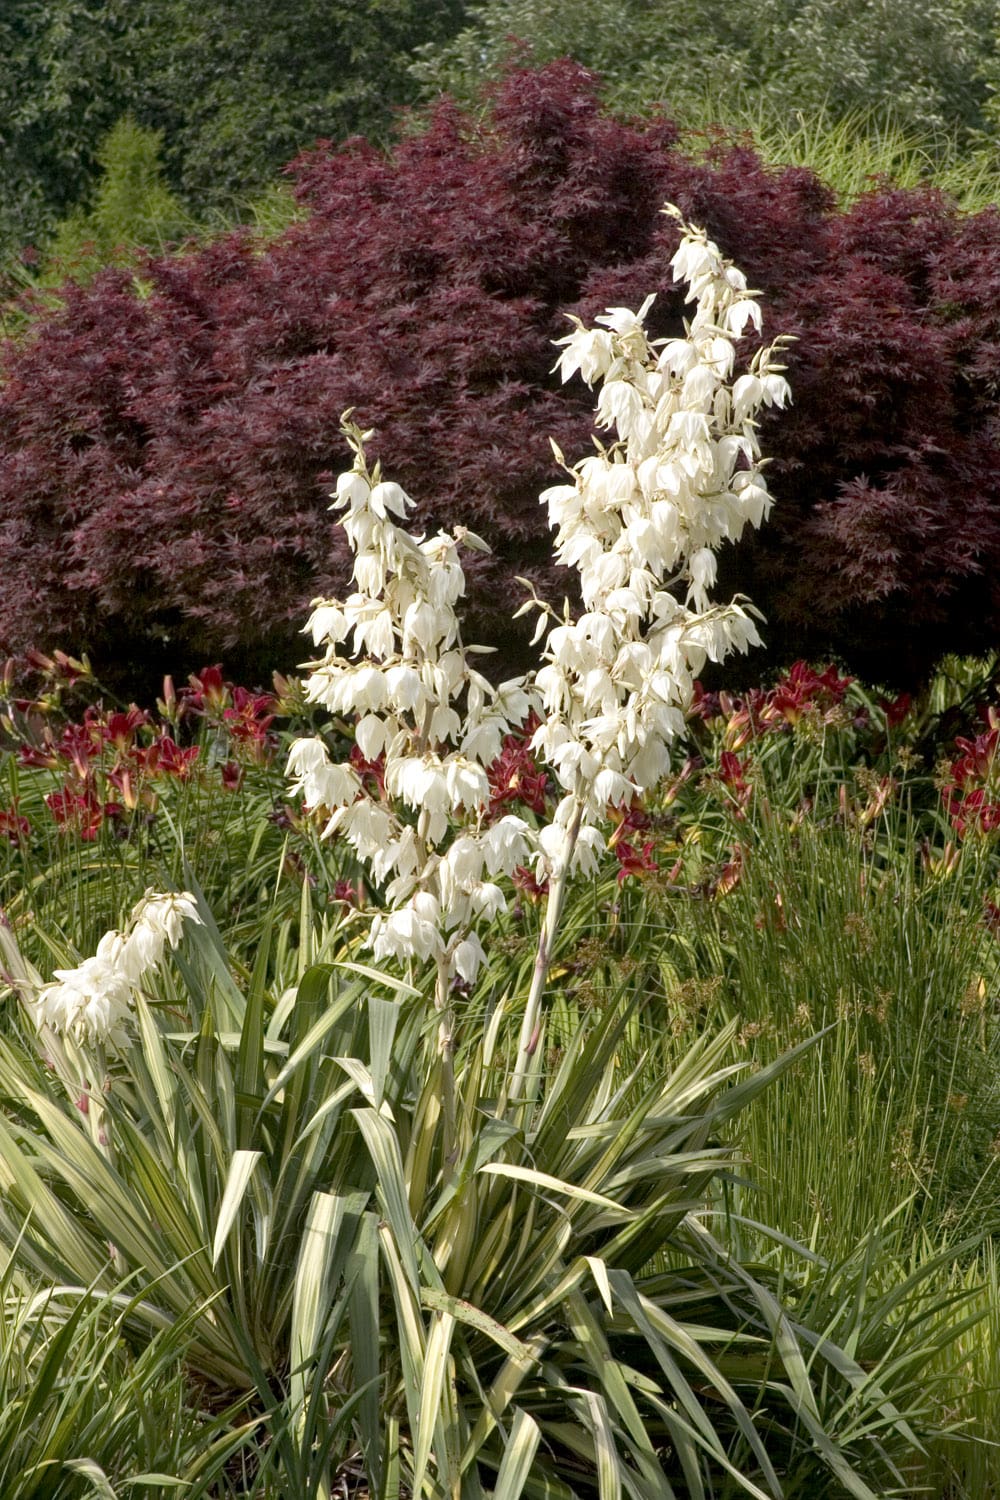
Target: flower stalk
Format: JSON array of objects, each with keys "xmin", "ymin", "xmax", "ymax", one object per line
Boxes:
[
  {"xmin": 510, "ymin": 795, "xmax": 584, "ymax": 1101},
  {"xmin": 510, "ymin": 205, "xmax": 790, "ymax": 1100},
  {"xmin": 286, "ymin": 418, "xmax": 539, "ymax": 1162},
  {"xmin": 434, "ymin": 954, "xmax": 458, "ymax": 1175},
  {"xmin": 288, "ymin": 208, "xmax": 789, "ymax": 1113}
]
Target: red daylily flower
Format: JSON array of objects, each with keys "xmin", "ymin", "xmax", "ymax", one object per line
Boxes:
[
  {"xmin": 349, "ymin": 744, "xmax": 386, "ymax": 796},
  {"xmin": 0, "ymin": 804, "xmax": 30, "ymax": 844},
  {"xmin": 615, "ymin": 838, "xmax": 658, "ymax": 883},
  {"xmin": 146, "ymin": 736, "xmax": 201, "ymax": 780},
  {"xmin": 512, "ymin": 864, "xmax": 549, "ymax": 900},
  {"xmin": 487, "ymin": 715, "xmax": 548, "ymax": 818},
  {"xmin": 46, "ymin": 784, "xmax": 121, "ymax": 840}
]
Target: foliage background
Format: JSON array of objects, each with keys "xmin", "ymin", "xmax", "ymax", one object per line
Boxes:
[
  {"xmin": 0, "ymin": 0, "xmax": 469, "ymax": 252},
  {"xmin": 411, "ymin": 0, "xmax": 1000, "ymax": 139},
  {"xmin": 5, "ymin": 64, "xmax": 1000, "ymax": 694}
]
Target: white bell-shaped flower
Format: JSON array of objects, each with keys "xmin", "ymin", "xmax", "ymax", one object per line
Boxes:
[
  {"xmin": 532, "ymin": 202, "xmax": 788, "ymax": 862},
  {"xmin": 287, "ymin": 416, "xmax": 540, "ymax": 986},
  {"xmin": 36, "ymin": 890, "xmax": 200, "ymax": 1048}
]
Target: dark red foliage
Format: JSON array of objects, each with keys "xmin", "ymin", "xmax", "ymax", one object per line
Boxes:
[{"xmin": 3, "ymin": 60, "xmax": 1000, "ymax": 691}]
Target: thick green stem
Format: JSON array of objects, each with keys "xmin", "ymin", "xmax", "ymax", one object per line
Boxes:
[
  {"xmin": 510, "ymin": 797, "xmax": 585, "ymax": 1103},
  {"xmin": 434, "ymin": 956, "xmax": 457, "ymax": 1181}
]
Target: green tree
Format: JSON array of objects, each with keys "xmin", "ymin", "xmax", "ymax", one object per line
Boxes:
[
  {"xmin": 0, "ymin": 0, "xmax": 137, "ymax": 249},
  {"xmin": 773, "ymin": 0, "xmax": 1000, "ymax": 134},
  {"xmin": 46, "ymin": 115, "xmax": 189, "ymax": 279},
  {"xmin": 0, "ymin": 0, "xmax": 470, "ymax": 254},
  {"xmin": 132, "ymin": 0, "xmax": 470, "ymax": 212},
  {"xmin": 411, "ymin": 0, "xmax": 748, "ymax": 118}
]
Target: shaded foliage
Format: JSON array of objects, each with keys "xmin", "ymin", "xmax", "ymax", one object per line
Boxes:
[
  {"xmin": 412, "ymin": 0, "xmax": 1000, "ymax": 142},
  {"xmin": 3, "ymin": 61, "xmax": 1000, "ymax": 691},
  {"xmin": 0, "ymin": 0, "xmax": 468, "ymax": 253},
  {"xmin": 131, "ymin": 0, "xmax": 468, "ymax": 213}
]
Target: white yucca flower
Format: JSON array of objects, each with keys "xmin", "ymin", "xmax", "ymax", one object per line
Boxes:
[
  {"xmin": 509, "ymin": 205, "xmax": 788, "ymax": 1095},
  {"xmin": 35, "ymin": 890, "xmax": 201, "ymax": 1048},
  {"xmin": 287, "ymin": 417, "xmax": 537, "ymax": 988},
  {"xmin": 532, "ymin": 204, "xmax": 790, "ymax": 877}
]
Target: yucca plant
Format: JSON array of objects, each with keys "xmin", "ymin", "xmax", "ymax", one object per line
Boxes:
[
  {"xmin": 0, "ymin": 1251, "xmax": 247, "ymax": 1499},
  {"xmin": 385, "ymin": 990, "xmax": 944, "ymax": 1500},
  {"xmin": 0, "ymin": 879, "xmax": 960, "ymax": 1499}
]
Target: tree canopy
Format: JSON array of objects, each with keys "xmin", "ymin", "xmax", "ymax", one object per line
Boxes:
[
  {"xmin": 412, "ymin": 0, "xmax": 1000, "ymax": 140},
  {"xmin": 0, "ymin": 0, "xmax": 468, "ymax": 251}
]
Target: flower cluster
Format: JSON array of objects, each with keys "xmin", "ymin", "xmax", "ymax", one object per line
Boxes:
[
  {"xmin": 286, "ymin": 420, "xmax": 536, "ymax": 985},
  {"xmin": 179, "ymin": 666, "xmax": 278, "ymax": 766},
  {"xmin": 941, "ymin": 714, "xmax": 1000, "ymax": 837},
  {"xmin": 528, "ymin": 207, "xmax": 791, "ymax": 877},
  {"xmin": 0, "ymin": 668, "xmax": 281, "ymax": 845},
  {"xmin": 691, "ymin": 661, "xmax": 868, "ymax": 750},
  {"xmin": 44, "ymin": 782, "xmax": 125, "ymax": 841},
  {"xmin": 35, "ymin": 890, "xmax": 201, "ymax": 1047}
]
